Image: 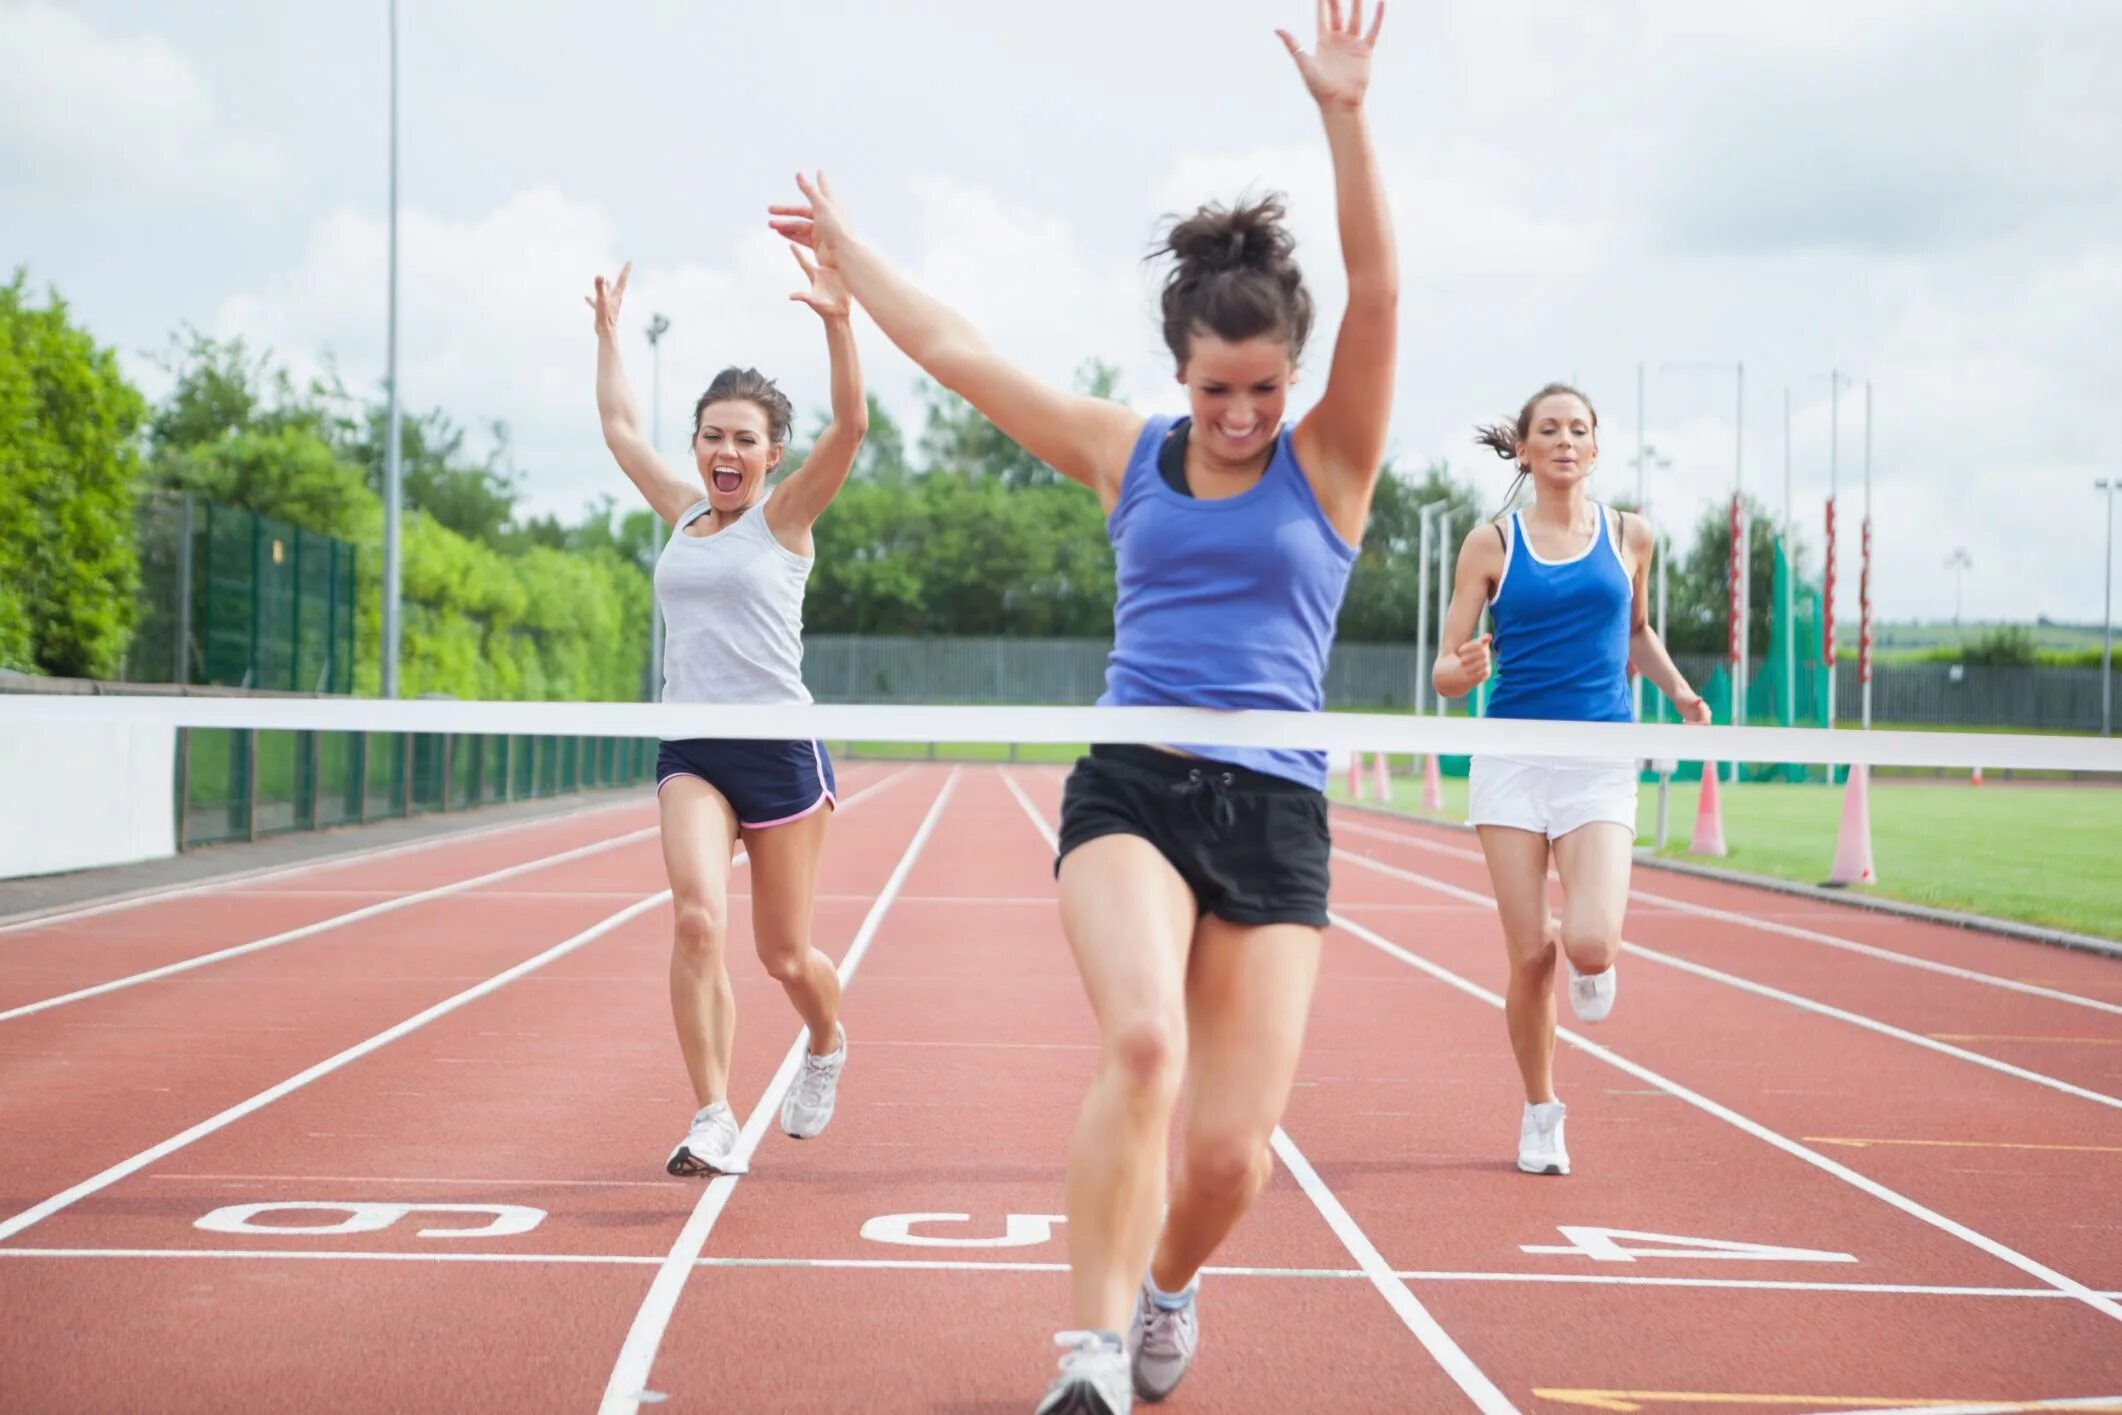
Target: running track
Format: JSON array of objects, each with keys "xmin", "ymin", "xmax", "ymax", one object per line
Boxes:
[{"xmin": 1, "ymin": 763, "xmax": 2117, "ymax": 1413}]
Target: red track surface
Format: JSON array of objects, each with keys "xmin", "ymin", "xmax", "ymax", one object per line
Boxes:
[{"xmin": 2, "ymin": 763, "xmax": 2118, "ymax": 1413}]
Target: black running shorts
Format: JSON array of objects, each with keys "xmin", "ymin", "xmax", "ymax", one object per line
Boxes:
[{"xmin": 1054, "ymin": 744, "xmax": 1332, "ymax": 928}]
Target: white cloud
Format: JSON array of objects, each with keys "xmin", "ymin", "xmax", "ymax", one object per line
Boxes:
[{"xmin": 0, "ymin": 2, "xmax": 280, "ymax": 203}]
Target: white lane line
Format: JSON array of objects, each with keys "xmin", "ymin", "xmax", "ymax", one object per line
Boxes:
[
  {"xmin": 1325, "ymin": 908, "xmax": 2122, "ymax": 1326},
  {"xmin": 1824, "ymin": 1400, "xmax": 2122, "ymax": 1415},
  {"xmin": 0, "ymin": 794, "xmax": 652, "ymax": 936},
  {"xmin": 0, "ymin": 894, "xmax": 670, "ymax": 1243},
  {"xmin": 149, "ymin": 1174, "xmax": 686, "ymax": 1189},
  {"xmin": 2, "ymin": 770, "xmax": 915, "ymax": 1024},
  {"xmin": 597, "ymin": 769, "xmax": 959, "ymax": 1415},
  {"xmin": 1331, "ymin": 813, "xmax": 2122, "ymax": 1017},
  {"xmin": 1000, "ymin": 768, "xmax": 1518, "ymax": 1415},
  {"xmin": 1335, "ymin": 849, "xmax": 2122, "ymax": 1112},
  {"xmin": 0, "ymin": 825, "xmax": 658, "ymax": 1023},
  {"xmin": 0, "ymin": 769, "xmax": 911, "ymax": 1244},
  {"xmin": 14, "ymin": 1246, "xmax": 2122, "ymax": 1304}
]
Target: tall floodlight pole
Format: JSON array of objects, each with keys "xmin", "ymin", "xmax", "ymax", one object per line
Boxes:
[
  {"xmin": 1415, "ymin": 502, "xmax": 1443, "ymax": 714},
  {"xmin": 1820, "ymin": 369, "xmax": 1851, "ymax": 737},
  {"xmin": 1664, "ymin": 362, "xmax": 1745, "ymax": 785},
  {"xmin": 1435, "ymin": 509, "xmax": 1453, "ymax": 718},
  {"xmin": 1861, "ymin": 382, "xmax": 1875, "ymax": 731},
  {"xmin": 644, "ymin": 312, "xmax": 671, "ymax": 701},
  {"xmin": 2098, "ymin": 478, "xmax": 2116, "ymax": 737},
  {"xmin": 380, "ymin": 0, "xmax": 404, "ymax": 698},
  {"xmin": 1783, "ymin": 387, "xmax": 1795, "ymax": 726},
  {"xmin": 1662, "ymin": 363, "xmax": 1747, "ymax": 714},
  {"xmin": 1633, "ymin": 361, "xmax": 1647, "ymax": 719}
]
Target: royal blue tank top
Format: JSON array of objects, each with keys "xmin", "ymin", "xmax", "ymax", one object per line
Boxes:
[
  {"xmin": 1484, "ymin": 504, "xmax": 1634, "ymax": 724},
  {"xmin": 1098, "ymin": 414, "xmax": 1358, "ymax": 789}
]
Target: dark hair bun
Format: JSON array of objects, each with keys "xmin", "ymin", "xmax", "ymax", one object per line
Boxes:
[
  {"xmin": 1165, "ymin": 196, "xmax": 1298, "ymax": 277},
  {"xmin": 1154, "ymin": 194, "xmax": 1313, "ymax": 367}
]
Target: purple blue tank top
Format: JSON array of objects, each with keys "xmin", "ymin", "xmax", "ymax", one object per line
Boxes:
[
  {"xmin": 1484, "ymin": 503, "xmax": 1634, "ymax": 724},
  {"xmin": 1097, "ymin": 415, "xmax": 1358, "ymax": 789}
]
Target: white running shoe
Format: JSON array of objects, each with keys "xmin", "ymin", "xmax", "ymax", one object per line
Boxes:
[
  {"xmin": 780, "ymin": 1022, "xmax": 847, "ymax": 1140},
  {"xmin": 666, "ymin": 1100, "xmax": 743, "ymax": 1177},
  {"xmin": 1518, "ymin": 1100, "xmax": 1569, "ymax": 1176},
  {"xmin": 1568, "ymin": 958, "xmax": 1618, "ymax": 1023},
  {"xmin": 1127, "ymin": 1276, "xmax": 1199, "ymax": 1402},
  {"xmin": 1035, "ymin": 1331, "xmax": 1130, "ymax": 1415}
]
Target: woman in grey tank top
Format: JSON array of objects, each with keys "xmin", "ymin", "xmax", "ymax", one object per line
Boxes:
[{"xmin": 586, "ymin": 247, "xmax": 867, "ymax": 1178}]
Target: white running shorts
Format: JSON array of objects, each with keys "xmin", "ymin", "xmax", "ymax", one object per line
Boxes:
[{"xmin": 1468, "ymin": 755, "xmax": 1640, "ymax": 841}]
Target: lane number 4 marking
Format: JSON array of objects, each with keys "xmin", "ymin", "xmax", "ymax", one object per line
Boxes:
[{"xmin": 1521, "ymin": 1226, "xmax": 1857, "ymax": 1264}]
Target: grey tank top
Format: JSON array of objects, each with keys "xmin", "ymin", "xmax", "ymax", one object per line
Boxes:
[{"xmin": 653, "ymin": 490, "xmax": 813, "ymax": 726}]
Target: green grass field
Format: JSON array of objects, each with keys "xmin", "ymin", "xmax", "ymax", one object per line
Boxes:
[{"xmin": 1336, "ymin": 770, "xmax": 2121, "ymax": 941}]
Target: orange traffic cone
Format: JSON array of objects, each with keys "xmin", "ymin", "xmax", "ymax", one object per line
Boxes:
[
  {"xmin": 1372, "ymin": 752, "xmax": 1393, "ymax": 804},
  {"xmin": 1421, "ymin": 753, "xmax": 1444, "ymax": 813},
  {"xmin": 1826, "ymin": 763, "xmax": 1877, "ymax": 886},
  {"xmin": 1347, "ymin": 753, "xmax": 1363, "ymax": 801},
  {"xmin": 1971, "ymin": 764, "xmax": 1983, "ymax": 788},
  {"xmin": 1690, "ymin": 761, "xmax": 1728, "ymax": 856}
]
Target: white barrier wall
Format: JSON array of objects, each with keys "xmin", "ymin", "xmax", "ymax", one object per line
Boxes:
[{"xmin": 0, "ymin": 721, "xmax": 177, "ymax": 879}]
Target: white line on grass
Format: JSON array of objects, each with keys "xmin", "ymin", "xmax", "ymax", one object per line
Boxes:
[{"xmin": 596, "ymin": 769, "xmax": 959, "ymax": 1415}]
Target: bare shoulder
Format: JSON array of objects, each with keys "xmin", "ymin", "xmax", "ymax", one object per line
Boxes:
[
  {"xmin": 1620, "ymin": 509, "xmax": 1655, "ymax": 558},
  {"xmin": 1458, "ymin": 520, "xmax": 1505, "ymax": 569}
]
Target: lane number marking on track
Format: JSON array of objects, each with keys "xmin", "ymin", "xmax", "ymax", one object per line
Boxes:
[
  {"xmin": 196, "ymin": 1202, "xmax": 546, "ymax": 1239},
  {"xmin": 859, "ymin": 1212, "xmax": 1066, "ymax": 1249},
  {"xmin": 1521, "ymin": 1226, "xmax": 1857, "ymax": 1265}
]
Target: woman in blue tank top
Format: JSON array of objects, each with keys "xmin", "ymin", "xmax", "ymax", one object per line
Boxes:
[
  {"xmin": 1433, "ymin": 384, "xmax": 1708, "ymax": 1181},
  {"xmin": 771, "ymin": 8, "xmax": 1393, "ymax": 1410}
]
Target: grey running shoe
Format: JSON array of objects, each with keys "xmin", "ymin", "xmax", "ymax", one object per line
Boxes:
[
  {"xmin": 666, "ymin": 1101, "xmax": 744, "ymax": 1177},
  {"xmin": 1127, "ymin": 1277, "xmax": 1199, "ymax": 1401},
  {"xmin": 780, "ymin": 1022, "xmax": 847, "ymax": 1139},
  {"xmin": 1034, "ymin": 1331, "xmax": 1130, "ymax": 1415}
]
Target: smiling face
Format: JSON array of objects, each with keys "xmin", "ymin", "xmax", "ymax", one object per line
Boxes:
[
  {"xmin": 1517, "ymin": 392, "xmax": 1598, "ymax": 489},
  {"xmin": 693, "ymin": 399, "xmax": 782, "ymax": 513},
  {"xmin": 1177, "ymin": 332, "xmax": 1297, "ymax": 465}
]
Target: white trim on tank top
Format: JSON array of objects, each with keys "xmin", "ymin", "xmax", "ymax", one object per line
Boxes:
[{"xmin": 1512, "ymin": 503, "xmax": 1610, "ymax": 566}]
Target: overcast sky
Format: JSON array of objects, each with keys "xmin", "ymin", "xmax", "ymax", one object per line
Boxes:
[{"xmin": 7, "ymin": 0, "xmax": 2119, "ymax": 626}]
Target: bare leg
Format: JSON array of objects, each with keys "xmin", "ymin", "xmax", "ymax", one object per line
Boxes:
[
  {"xmin": 741, "ymin": 805, "xmax": 841, "ymax": 1055},
  {"xmin": 1550, "ymin": 822, "xmax": 1634, "ymax": 976},
  {"xmin": 1150, "ymin": 916, "xmax": 1322, "ymax": 1293},
  {"xmin": 1477, "ymin": 824, "xmax": 1560, "ymax": 1105},
  {"xmin": 1056, "ymin": 833, "xmax": 1197, "ymax": 1333},
  {"xmin": 659, "ymin": 778, "xmax": 740, "ymax": 1106}
]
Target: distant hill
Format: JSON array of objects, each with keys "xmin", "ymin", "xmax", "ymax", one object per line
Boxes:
[{"xmin": 1873, "ymin": 620, "xmax": 2108, "ymax": 654}]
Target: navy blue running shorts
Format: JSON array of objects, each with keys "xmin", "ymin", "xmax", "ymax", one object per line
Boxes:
[{"xmin": 655, "ymin": 738, "xmax": 837, "ymax": 830}]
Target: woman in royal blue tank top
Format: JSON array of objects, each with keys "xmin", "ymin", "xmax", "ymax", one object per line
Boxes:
[
  {"xmin": 770, "ymin": 8, "xmax": 1394, "ymax": 1410},
  {"xmin": 1434, "ymin": 384, "xmax": 1708, "ymax": 1180}
]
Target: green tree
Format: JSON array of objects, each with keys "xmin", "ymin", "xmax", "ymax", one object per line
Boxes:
[
  {"xmin": 1336, "ymin": 460, "xmax": 1481, "ymax": 642},
  {"xmin": 1663, "ymin": 495, "xmax": 1804, "ymax": 656},
  {"xmin": 0, "ymin": 271, "xmax": 148, "ymax": 676}
]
